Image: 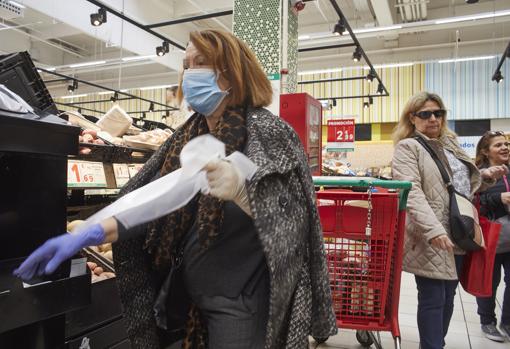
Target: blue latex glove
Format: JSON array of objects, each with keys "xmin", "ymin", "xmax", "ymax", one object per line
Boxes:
[{"xmin": 13, "ymin": 223, "xmax": 105, "ymax": 281}]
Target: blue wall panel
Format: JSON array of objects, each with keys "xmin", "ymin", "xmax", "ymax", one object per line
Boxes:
[{"xmin": 425, "ymin": 58, "xmax": 510, "ymax": 120}]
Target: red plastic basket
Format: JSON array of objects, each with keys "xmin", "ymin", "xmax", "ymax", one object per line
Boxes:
[{"xmin": 317, "ymin": 189, "xmax": 401, "ymax": 331}]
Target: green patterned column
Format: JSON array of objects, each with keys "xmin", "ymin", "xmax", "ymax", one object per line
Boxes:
[{"xmin": 232, "ymin": 0, "xmax": 298, "ymax": 93}]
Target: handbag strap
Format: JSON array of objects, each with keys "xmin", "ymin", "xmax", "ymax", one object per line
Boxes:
[
  {"xmin": 503, "ymin": 175, "xmax": 510, "ymax": 192},
  {"xmin": 414, "ymin": 136, "xmax": 454, "ymax": 193}
]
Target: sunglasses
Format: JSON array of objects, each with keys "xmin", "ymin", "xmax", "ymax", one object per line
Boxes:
[
  {"xmin": 484, "ymin": 131, "xmax": 505, "ymax": 137},
  {"xmin": 413, "ymin": 109, "xmax": 447, "ymax": 119}
]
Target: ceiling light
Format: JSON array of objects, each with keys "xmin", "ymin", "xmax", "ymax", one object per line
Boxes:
[
  {"xmin": 465, "ymin": 0, "xmax": 479, "ymax": 3},
  {"xmin": 110, "ymin": 92, "xmax": 119, "ymax": 103},
  {"xmin": 298, "ymin": 67, "xmax": 342, "ymax": 75},
  {"xmin": 298, "ymin": 35, "xmax": 310, "ymax": 40},
  {"xmin": 435, "ymin": 10, "xmax": 510, "ymax": 25},
  {"xmin": 377, "ymin": 83, "xmax": 384, "ymax": 94},
  {"xmin": 121, "ymin": 54, "xmax": 158, "ymax": 62},
  {"xmin": 141, "ymin": 112, "xmax": 146, "ymax": 119},
  {"xmin": 369, "ymin": 96, "xmax": 373, "ymax": 105},
  {"xmin": 363, "ymin": 101, "xmax": 370, "ymax": 109},
  {"xmin": 354, "ymin": 25, "xmax": 402, "ymax": 34},
  {"xmin": 69, "ymin": 60, "xmax": 106, "ymax": 68},
  {"xmin": 492, "ymin": 70, "xmax": 504, "ymax": 83},
  {"xmin": 333, "ymin": 19, "xmax": 346, "ymax": 36},
  {"xmin": 90, "ymin": 7, "xmax": 107, "ymax": 27},
  {"xmin": 352, "ymin": 47, "xmax": 362, "ymax": 62},
  {"xmin": 149, "ymin": 102, "xmax": 154, "ymax": 112},
  {"xmin": 98, "ymin": 91, "xmax": 114, "ymax": 95},
  {"xmin": 156, "ymin": 41, "xmax": 169, "ymax": 56},
  {"xmin": 61, "ymin": 94, "xmax": 88, "ymax": 99},
  {"xmin": 372, "ymin": 62, "xmax": 413, "ymax": 69},
  {"xmin": 67, "ymin": 80, "xmax": 78, "ymax": 92},
  {"xmin": 8, "ymin": 1, "xmax": 25, "ymax": 9},
  {"xmin": 139, "ymin": 84, "xmax": 176, "ymax": 91},
  {"xmin": 366, "ymin": 70, "xmax": 375, "ymax": 82},
  {"xmin": 438, "ymin": 55, "xmax": 495, "ymax": 63}
]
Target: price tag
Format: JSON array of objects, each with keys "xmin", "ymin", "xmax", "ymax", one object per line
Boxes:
[
  {"xmin": 326, "ymin": 119, "xmax": 355, "ymax": 152},
  {"xmin": 68, "ymin": 160, "xmax": 107, "ymax": 188},
  {"xmin": 113, "ymin": 163, "xmax": 130, "ymax": 187},
  {"xmin": 128, "ymin": 164, "xmax": 144, "ymax": 178}
]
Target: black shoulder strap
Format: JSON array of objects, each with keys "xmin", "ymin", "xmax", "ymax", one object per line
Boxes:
[{"xmin": 414, "ymin": 136, "xmax": 453, "ymax": 192}]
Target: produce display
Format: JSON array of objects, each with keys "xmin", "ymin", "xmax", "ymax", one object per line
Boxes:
[
  {"xmin": 67, "ymin": 220, "xmax": 115, "ymax": 283},
  {"xmin": 123, "ymin": 128, "xmax": 173, "ymax": 150},
  {"xmin": 78, "ymin": 129, "xmax": 105, "ymax": 155}
]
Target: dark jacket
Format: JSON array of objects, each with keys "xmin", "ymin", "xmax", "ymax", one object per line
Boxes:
[
  {"xmin": 479, "ymin": 173, "xmax": 510, "ymax": 221},
  {"xmin": 112, "ymin": 107, "xmax": 337, "ymax": 348}
]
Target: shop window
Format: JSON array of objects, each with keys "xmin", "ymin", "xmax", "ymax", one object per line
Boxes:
[
  {"xmin": 455, "ymin": 120, "xmax": 490, "ymax": 136},
  {"xmin": 356, "ymin": 124, "xmax": 372, "ymax": 141}
]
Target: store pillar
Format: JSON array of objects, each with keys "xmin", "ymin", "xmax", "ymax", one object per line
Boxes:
[{"xmin": 232, "ymin": 0, "xmax": 300, "ymax": 114}]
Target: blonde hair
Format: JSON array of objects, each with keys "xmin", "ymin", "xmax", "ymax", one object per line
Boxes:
[
  {"xmin": 177, "ymin": 30, "xmax": 273, "ymax": 108},
  {"xmin": 392, "ymin": 91, "xmax": 455, "ymax": 144}
]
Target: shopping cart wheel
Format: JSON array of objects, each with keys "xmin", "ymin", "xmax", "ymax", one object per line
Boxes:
[
  {"xmin": 312, "ymin": 336, "xmax": 328, "ymax": 344},
  {"xmin": 356, "ymin": 330, "xmax": 374, "ymax": 347}
]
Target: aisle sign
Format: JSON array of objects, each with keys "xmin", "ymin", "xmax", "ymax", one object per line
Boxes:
[
  {"xmin": 458, "ymin": 136, "xmax": 481, "ymax": 158},
  {"xmin": 113, "ymin": 163, "xmax": 130, "ymax": 187},
  {"xmin": 68, "ymin": 160, "xmax": 107, "ymax": 188},
  {"xmin": 128, "ymin": 164, "xmax": 144, "ymax": 178},
  {"xmin": 326, "ymin": 119, "xmax": 355, "ymax": 152}
]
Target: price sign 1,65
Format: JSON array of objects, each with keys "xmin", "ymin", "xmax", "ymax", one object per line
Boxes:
[{"xmin": 68, "ymin": 160, "xmax": 107, "ymax": 188}]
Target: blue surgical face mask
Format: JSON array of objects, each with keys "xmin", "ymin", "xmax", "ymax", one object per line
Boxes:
[{"xmin": 182, "ymin": 68, "xmax": 228, "ymax": 116}]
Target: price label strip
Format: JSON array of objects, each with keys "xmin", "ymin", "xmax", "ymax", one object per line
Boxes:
[
  {"xmin": 68, "ymin": 160, "xmax": 107, "ymax": 188},
  {"xmin": 127, "ymin": 163, "xmax": 144, "ymax": 178},
  {"xmin": 113, "ymin": 163, "xmax": 130, "ymax": 188}
]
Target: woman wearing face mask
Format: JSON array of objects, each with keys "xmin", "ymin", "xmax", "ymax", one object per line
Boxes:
[
  {"xmin": 14, "ymin": 30, "xmax": 337, "ymax": 349},
  {"xmin": 391, "ymin": 92, "xmax": 507, "ymax": 349},
  {"xmin": 475, "ymin": 131, "xmax": 510, "ymax": 342}
]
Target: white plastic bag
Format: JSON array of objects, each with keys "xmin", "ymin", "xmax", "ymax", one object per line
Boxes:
[{"xmin": 76, "ymin": 135, "xmax": 257, "ymax": 232}]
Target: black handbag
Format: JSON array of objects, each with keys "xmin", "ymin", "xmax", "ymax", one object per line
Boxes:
[
  {"xmin": 415, "ymin": 136, "xmax": 484, "ymax": 251},
  {"xmin": 153, "ymin": 240, "xmax": 191, "ymax": 333}
]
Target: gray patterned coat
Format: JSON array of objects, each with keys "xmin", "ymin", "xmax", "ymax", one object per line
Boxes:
[{"xmin": 112, "ymin": 107, "xmax": 337, "ymax": 348}]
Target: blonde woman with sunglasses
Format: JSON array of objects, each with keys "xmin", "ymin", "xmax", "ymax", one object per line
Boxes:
[{"xmin": 391, "ymin": 91, "xmax": 507, "ymax": 349}]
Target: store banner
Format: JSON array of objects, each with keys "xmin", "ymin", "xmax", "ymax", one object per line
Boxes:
[
  {"xmin": 326, "ymin": 119, "xmax": 355, "ymax": 152},
  {"xmin": 458, "ymin": 136, "xmax": 481, "ymax": 158}
]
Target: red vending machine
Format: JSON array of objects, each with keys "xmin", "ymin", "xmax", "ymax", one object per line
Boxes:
[{"xmin": 280, "ymin": 93, "xmax": 322, "ymax": 175}]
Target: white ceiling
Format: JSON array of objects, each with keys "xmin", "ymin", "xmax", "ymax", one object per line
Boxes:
[{"xmin": 1, "ymin": 0, "xmax": 509, "ymax": 97}]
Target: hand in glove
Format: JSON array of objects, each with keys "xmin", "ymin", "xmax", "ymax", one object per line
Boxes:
[
  {"xmin": 203, "ymin": 159, "xmax": 252, "ymax": 216},
  {"xmin": 13, "ymin": 223, "xmax": 105, "ymax": 281}
]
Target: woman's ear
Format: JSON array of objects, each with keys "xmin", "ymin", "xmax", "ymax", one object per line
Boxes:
[{"xmin": 409, "ymin": 114, "xmax": 416, "ymax": 126}]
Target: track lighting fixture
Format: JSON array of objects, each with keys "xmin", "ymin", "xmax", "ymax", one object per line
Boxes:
[
  {"xmin": 363, "ymin": 101, "xmax": 370, "ymax": 109},
  {"xmin": 156, "ymin": 41, "xmax": 170, "ymax": 56},
  {"xmin": 369, "ymin": 96, "xmax": 373, "ymax": 105},
  {"xmin": 78, "ymin": 108, "xmax": 82, "ymax": 114},
  {"xmin": 67, "ymin": 79, "xmax": 78, "ymax": 92},
  {"xmin": 149, "ymin": 102, "xmax": 154, "ymax": 112},
  {"xmin": 377, "ymin": 83, "xmax": 384, "ymax": 94},
  {"xmin": 352, "ymin": 47, "xmax": 362, "ymax": 62},
  {"xmin": 110, "ymin": 92, "xmax": 118, "ymax": 103},
  {"xmin": 366, "ymin": 70, "xmax": 375, "ymax": 82},
  {"xmin": 333, "ymin": 18, "xmax": 346, "ymax": 36},
  {"xmin": 90, "ymin": 7, "xmax": 107, "ymax": 27},
  {"xmin": 492, "ymin": 70, "xmax": 504, "ymax": 83},
  {"xmin": 142, "ymin": 112, "xmax": 146, "ymax": 119}
]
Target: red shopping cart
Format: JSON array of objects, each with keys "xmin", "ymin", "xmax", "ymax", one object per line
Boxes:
[{"xmin": 312, "ymin": 177, "xmax": 411, "ymax": 349}]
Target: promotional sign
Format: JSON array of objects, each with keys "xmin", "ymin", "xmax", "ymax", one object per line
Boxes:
[
  {"xmin": 326, "ymin": 119, "xmax": 355, "ymax": 152},
  {"xmin": 458, "ymin": 136, "xmax": 482, "ymax": 158},
  {"xmin": 127, "ymin": 163, "xmax": 144, "ymax": 178},
  {"xmin": 68, "ymin": 160, "xmax": 107, "ymax": 188}
]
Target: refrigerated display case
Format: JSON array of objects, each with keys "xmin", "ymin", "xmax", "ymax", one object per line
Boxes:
[{"xmin": 280, "ymin": 93, "xmax": 322, "ymax": 175}]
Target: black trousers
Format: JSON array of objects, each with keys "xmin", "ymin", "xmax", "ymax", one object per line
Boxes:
[
  {"xmin": 188, "ymin": 271, "xmax": 269, "ymax": 349},
  {"xmin": 476, "ymin": 251, "xmax": 510, "ymax": 325}
]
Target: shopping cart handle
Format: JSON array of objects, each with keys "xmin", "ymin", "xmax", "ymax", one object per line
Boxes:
[{"xmin": 312, "ymin": 176, "xmax": 412, "ymax": 209}]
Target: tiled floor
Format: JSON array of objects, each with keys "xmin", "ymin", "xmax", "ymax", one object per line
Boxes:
[{"xmin": 310, "ymin": 272, "xmax": 508, "ymax": 349}]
